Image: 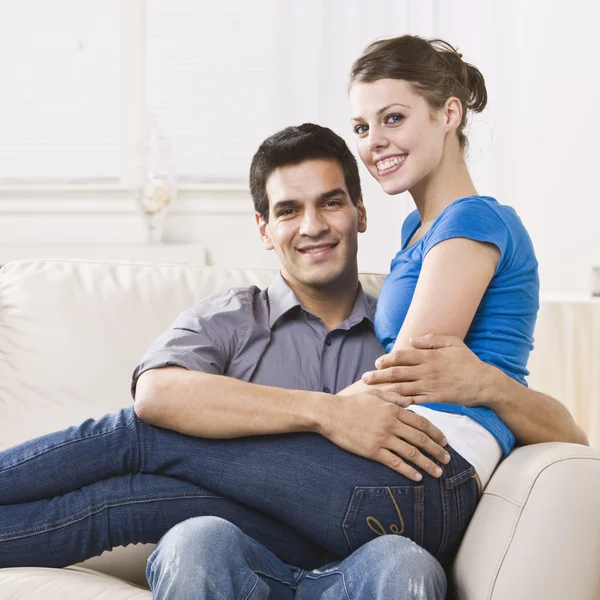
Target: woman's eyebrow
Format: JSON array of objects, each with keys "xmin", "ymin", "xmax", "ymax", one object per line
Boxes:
[{"xmin": 351, "ymin": 102, "xmax": 412, "ymax": 122}]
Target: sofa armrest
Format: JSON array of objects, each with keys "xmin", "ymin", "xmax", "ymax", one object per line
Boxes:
[{"xmin": 452, "ymin": 442, "xmax": 600, "ymax": 600}]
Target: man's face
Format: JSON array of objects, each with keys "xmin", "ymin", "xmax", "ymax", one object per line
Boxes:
[{"xmin": 256, "ymin": 158, "xmax": 367, "ymax": 292}]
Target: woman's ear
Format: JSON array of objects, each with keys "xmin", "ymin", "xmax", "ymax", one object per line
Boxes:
[
  {"xmin": 255, "ymin": 212, "xmax": 274, "ymax": 250},
  {"xmin": 444, "ymin": 96, "xmax": 463, "ymax": 133}
]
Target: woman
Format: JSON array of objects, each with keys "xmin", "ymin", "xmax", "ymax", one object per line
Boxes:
[
  {"xmin": 345, "ymin": 35, "xmax": 538, "ymax": 493},
  {"xmin": 0, "ymin": 35, "xmax": 537, "ymax": 570}
]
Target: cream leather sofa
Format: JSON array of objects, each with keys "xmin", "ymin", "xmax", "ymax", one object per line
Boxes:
[{"xmin": 0, "ymin": 259, "xmax": 598, "ymax": 600}]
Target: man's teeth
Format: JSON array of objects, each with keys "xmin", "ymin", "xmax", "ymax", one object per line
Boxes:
[
  {"xmin": 303, "ymin": 246, "xmax": 332, "ymax": 253},
  {"xmin": 376, "ymin": 155, "xmax": 406, "ymax": 171}
]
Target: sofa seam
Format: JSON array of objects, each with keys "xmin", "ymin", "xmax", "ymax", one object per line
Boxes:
[{"xmin": 485, "ymin": 456, "xmax": 598, "ymax": 599}]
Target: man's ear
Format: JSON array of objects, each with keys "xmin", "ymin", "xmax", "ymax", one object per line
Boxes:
[
  {"xmin": 356, "ymin": 195, "xmax": 367, "ymax": 233},
  {"xmin": 255, "ymin": 212, "xmax": 274, "ymax": 250}
]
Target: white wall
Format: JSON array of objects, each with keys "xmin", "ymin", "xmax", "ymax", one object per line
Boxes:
[
  {"xmin": 1, "ymin": 1, "xmax": 599, "ymax": 292},
  {"xmin": 494, "ymin": 0, "xmax": 600, "ymax": 293}
]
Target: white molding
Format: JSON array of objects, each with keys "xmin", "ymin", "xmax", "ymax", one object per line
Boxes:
[{"xmin": 0, "ymin": 187, "xmax": 252, "ymax": 215}]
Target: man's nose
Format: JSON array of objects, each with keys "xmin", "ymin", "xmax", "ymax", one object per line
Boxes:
[{"xmin": 299, "ymin": 208, "xmax": 328, "ymax": 237}]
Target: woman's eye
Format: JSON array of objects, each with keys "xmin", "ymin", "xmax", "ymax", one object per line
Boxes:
[
  {"xmin": 385, "ymin": 113, "xmax": 404, "ymax": 125},
  {"xmin": 353, "ymin": 124, "xmax": 368, "ymax": 135}
]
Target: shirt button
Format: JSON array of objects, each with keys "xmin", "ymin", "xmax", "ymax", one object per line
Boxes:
[
  {"xmin": 323, "ymin": 386, "xmax": 331, "ymax": 393},
  {"xmin": 325, "ymin": 338, "xmax": 332, "ymax": 346}
]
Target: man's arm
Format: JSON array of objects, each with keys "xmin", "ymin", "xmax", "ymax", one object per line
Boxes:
[
  {"xmin": 361, "ymin": 334, "xmax": 589, "ymax": 447},
  {"xmin": 134, "ymin": 366, "xmax": 451, "ymax": 481}
]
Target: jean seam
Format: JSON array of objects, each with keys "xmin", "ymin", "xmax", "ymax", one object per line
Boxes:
[
  {"xmin": 0, "ymin": 490, "xmax": 223, "ymax": 541},
  {"xmin": 303, "ymin": 570, "xmax": 351, "ymax": 600},
  {"xmin": 253, "ymin": 569, "xmax": 299, "ymax": 590},
  {"xmin": 242, "ymin": 575, "xmax": 260, "ymax": 600},
  {"xmin": 0, "ymin": 412, "xmax": 137, "ymax": 473}
]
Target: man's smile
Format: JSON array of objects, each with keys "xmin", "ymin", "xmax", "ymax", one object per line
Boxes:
[{"xmin": 296, "ymin": 242, "xmax": 339, "ymax": 259}]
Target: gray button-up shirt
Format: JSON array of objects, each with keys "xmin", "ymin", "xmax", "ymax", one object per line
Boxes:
[{"xmin": 131, "ymin": 273, "xmax": 385, "ymax": 397}]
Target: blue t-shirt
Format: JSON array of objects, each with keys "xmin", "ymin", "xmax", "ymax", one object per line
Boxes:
[{"xmin": 374, "ymin": 196, "xmax": 540, "ymax": 456}]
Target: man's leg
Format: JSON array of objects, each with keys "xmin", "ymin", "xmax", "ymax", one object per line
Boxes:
[
  {"xmin": 297, "ymin": 535, "xmax": 447, "ymax": 600},
  {"xmin": 0, "ymin": 474, "xmax": 327, "ymax": 569},
  {"xmin": 147, "ymin": 516, "xmax": 303, "ymax": 600}
]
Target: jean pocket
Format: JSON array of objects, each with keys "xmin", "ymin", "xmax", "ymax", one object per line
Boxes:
[{"xmin": 342, "ymin": 485, "xmax": 424, "ymax": 552}]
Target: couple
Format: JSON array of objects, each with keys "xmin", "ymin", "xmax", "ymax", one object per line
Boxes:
[{"xmin": 0, "ymin": 35, "xmax": 586, "ymax": 599}]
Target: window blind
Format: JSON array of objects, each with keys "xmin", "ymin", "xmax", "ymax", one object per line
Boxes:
[
  {"xmin": 0, "ymin": 0, "xmax": 121, "ymax": 183},
  {"xmin": 146, "ymin": 0, "xmax": 279, "ymax": 184}
]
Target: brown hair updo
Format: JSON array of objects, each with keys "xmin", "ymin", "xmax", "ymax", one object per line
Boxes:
[{"xmin": 350, "ymin": 35, "xmax": 487, "ymax": 150}]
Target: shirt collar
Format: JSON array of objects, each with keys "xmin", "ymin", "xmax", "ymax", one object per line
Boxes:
[{"xmin": 267, "ymin": 272, "xmax": 376, "ymax": 329}]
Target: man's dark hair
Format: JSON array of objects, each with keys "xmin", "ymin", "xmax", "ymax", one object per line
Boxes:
[{"xmin": 249, "ymin": 123, "xmax": 362, "ymax": 221}]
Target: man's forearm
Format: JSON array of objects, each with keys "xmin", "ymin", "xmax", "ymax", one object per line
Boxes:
[
  {"xmin": 134, "ymin": 366, "xmax": 453, "ymax": 480},
  {"xmin": 482, "ymin": 366, "xmax": 589, "ymax": 446},
  {"xmin": 134, "ymin": 367, "xmax": 323, "ymax": 438}
]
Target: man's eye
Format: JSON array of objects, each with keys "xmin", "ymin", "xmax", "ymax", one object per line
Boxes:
[
  {"xmin": 385, "ymin": 113, "xmax": 404, "ymax": 125},
  {"xmin": 278, "ymin": 209, "xmax": 295, "ymax": 217},
  {"xmin": 325, "ymin": 200, "xmax": 341, "ymax": 207},
  {"xmin": 353, "ymin": 124, "xmax": 368, "ymax": 135}
]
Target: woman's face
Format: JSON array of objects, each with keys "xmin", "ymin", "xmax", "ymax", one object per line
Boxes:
[{"xmin": 349, "ymin": 78, "xmax": 448, "ymax": 196}]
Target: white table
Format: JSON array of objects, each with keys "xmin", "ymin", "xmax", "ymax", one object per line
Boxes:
[{"xmin": 528, "ymin": 294, "xmax": 600, "ymax": 447}]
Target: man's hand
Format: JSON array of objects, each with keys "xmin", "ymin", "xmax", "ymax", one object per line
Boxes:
[
  {"xmin": 317, "ymin": 388, "xmax": 450, "ymax": 482},
  {"xmin": 361, "ymin": 334, "xmax": 491, "ymax": 407}
]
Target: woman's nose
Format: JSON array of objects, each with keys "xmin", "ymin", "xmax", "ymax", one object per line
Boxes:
[{"xmin": 367, "ymin": 128, "xmax": 389, "ymax": 152}]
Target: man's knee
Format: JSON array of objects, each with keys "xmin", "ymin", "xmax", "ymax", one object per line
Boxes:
[
  {"xmin": 353, "ymin": 536, "xmax": 447, "ymax": 598},
  {"xmin": 152, "ymin": 516, "xmax": 242, "ymax": 571}
]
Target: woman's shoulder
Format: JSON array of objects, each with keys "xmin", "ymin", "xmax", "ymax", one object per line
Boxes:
[{"xmin": 432, "ymin": 195, "xmax": 533, "ymax": 244}]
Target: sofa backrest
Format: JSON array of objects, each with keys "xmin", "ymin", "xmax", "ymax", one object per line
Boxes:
[{"xmin": 0, "ymin": 259, "xmax": 385, "ymax": 450}]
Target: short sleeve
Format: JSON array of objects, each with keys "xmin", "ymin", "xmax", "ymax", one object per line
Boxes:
[
  {"xmin": 422, "ymin": 199, "xmax": 511, "ymax": 269},
  {"xmin": 130, "ymin": 289, "xmax": 250, "ymax": 399},
  {"xmin": 401, "ymin": 210, "xmax": 421, "ymax": 249}
]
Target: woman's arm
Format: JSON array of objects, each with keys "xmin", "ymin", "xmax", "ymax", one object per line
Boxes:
[
  {"xmin": 338, "ymin": 236, "xmax": 497, "ymax": 397},
  {"xmin": 391, "ymin": 236, "xmax": 500, "ymax": 351}
]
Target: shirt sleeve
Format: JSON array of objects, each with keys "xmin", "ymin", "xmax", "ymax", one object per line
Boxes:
[
  {"xmin": 130, "ymin": 289, "xmax": 250, "ymax": 399},
  {"xmin": 401, "ymin": 210, "xmax": 421, "ymax": 249},
  {"xmin": 422, "ymin": 199, "xmax": 511, "ymax": 272}
]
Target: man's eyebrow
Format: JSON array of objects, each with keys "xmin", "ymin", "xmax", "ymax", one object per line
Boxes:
[
  {"xmin": 318, "ymin": 188, "xmax": 348, "ymax": 201},
  {"xmin": 351, "ymin": 102, "xmax": 412, "ymax": 122},
  {"xmin": 271, "ymin": 188, "xmax": 347, "ymax": 213},
  {"xmin": 272, "ymin": 199, "xmax": 300, "ymax": 213}
]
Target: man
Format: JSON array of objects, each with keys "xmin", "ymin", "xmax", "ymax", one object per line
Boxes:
[{"xmin": 133, "ymin": 124, "xmax": 587, "ymax": 599}]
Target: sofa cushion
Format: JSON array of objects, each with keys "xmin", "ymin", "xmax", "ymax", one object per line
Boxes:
[{"xmin": 0, "ymin": 258, "xmax": 385, "ymax": 450}]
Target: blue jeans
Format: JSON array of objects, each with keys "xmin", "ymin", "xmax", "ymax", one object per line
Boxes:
[
  {"xmin": 147, "ymin": 516, "xmax": 447, "ymax": 600},
  {"xmin": 0, "ymin": 406, "xmax": 479, "ymax": 569}
]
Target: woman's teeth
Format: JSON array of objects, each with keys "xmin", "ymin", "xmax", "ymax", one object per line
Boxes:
[{"xmin": 376, "ymin": 155, "xmax": 407, "ymax": 172}]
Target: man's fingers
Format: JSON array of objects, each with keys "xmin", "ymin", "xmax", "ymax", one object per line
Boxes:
[
  {"xmin": 376, "ymin": 449, "xmax": 423, "ymax": 481},
  {"xmin": 409, "ymin": 333, "xmax": 461, "ymax": 350},
  {"xmin": 394, "ymin": 422, "xmax": 450, "ymax": 466},
  {"xmin": 362, "ymin": 365, "xmax": 419, "ymax": 385},
  {"xmin": 397, "ymin": 409, "xmax": 448, "ymax": 449},
  {"xmin": 374, "ymin": 350, "xmax": 424, "ymax": 370},
  {"xmin": 376, "ymin": 388, "xmax": 414, "ymax": 407},
  {"xmin": 387, "ymin": 437, "xmax": 444, "ymax": 479}
]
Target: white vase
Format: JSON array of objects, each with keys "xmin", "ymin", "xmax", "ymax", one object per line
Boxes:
[{"xmin": 134, "ymin": 116, "xmax": 178, "ymax": 244}]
